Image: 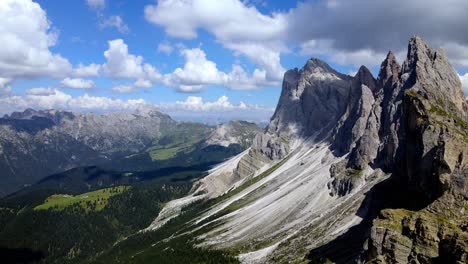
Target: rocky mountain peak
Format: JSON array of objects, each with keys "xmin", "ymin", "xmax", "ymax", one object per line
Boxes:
[
  {"xmin": 353, "ymin": 65, "xmax": 377, "ymax": 92},
  {"xmin": 267, "ymin": 57, "xmax": 351, "ymax": 139},
  {"xmin": 403, "ymin": 36, "xmax": 467, "ymax": 114},
  {"xmin": 377, "ymin": 51, "xmax": 401, "ymax": 89},
  {"xmin": 302, "ymin": 57, "xmax": 350, "ymax": 81},
  {"xmin": 304, "ymin": 57, "xmax": 336, "ymax": 72}
]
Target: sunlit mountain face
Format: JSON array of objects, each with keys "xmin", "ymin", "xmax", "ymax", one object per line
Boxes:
[{"xmin": 0, "ymin": 1, "xmax": 467, "ymax": 264}]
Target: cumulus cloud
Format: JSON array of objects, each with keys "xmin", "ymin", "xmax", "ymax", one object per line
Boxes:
[
  {"xmin": 162, "ymin": 48, "xmax": 228, "ymax": 92},
  {"xmin": 164, "ymin": 95, "xmax": 268, "ymax": 113},
  {"xmin": 26, "ymin": 87, "xmax": 57, "ymax": 96},
  {"xmin": 145, "ymin": 0, "xmax": 287, "ymax": 82},
  {"xmin": 102, "ymin": 39, "xmax": 161, "ymax": 80},
  {"xmin": 162, "ymin": 47, "xmax": 277, "ymax": 92},
  {"xmin": 0, "ymin": 90, "xmax": 148, "ymax": 114},
  {"xmin": 145, "ymin": 0, "xmax": 468, "ymax": 71},
  {"xmin": 162, "ymin": 96, "xmax": 235, "ymax": 112},
  {"xmin": 111, "ymin": 84, "xmax": 136, "ymax": 94},
  {"xmin": 134, "ymin": 79, "xmax": 153, "ymax": 88},
  {"xmin": 74, "ymin": 63, "xmax": 101, "ymax": 77},
  {"xmin": 145, "ymin": 0, "xmax": 286, "ymax": 41},
  {"xmin": 99, "ymin": 15, "xmax": 129, "ymax": 33},
  {"xmin": 0, "ymin": 0, "xmax": 72, "ymax": 78},
  {"xmin": 61, "ymin": 78, "xmax": 95, "ymax": 89},
  {"xmin": 158, "ymin": 95, "xmax": 274, "ymax": 122}
]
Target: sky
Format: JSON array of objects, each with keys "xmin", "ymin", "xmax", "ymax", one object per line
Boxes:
[{"xmin": 0, "ymin": 0, "xmax": 467, "ymax": 124}]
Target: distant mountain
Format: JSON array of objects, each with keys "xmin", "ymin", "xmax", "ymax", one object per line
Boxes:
[{"xmin": 0, "ymin": 108, "xmax": 262, "ymax": 196}]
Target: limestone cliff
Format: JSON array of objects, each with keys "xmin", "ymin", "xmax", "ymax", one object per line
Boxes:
[{"xmin": 365, "ymin": 37, "xmax": 468, "ymax": 264}]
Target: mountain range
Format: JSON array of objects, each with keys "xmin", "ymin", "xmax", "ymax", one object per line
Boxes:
[
  {"xmin": 0, "ymin": 108, "xmax": 261, "ymax": 196},
  {"xmin": 0, "ymin": 37, "xmax": 466, "ymax": 264}
]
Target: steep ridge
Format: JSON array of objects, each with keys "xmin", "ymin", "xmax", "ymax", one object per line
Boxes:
[
  {"xmin": 365, "ymin": 38, "xmax": 468, "ymax": 263},
  {"xmin": 147, "ymin": 37, "xmax": 467, "ymax": 263}
]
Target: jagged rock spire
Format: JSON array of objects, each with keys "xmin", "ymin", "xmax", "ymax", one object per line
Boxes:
[
  {"xmin": 353, "ymin": 65, "xmax": 378, "ymax": 92},
  {"xmin": 378, "ymin": 51, "xmax": 401, "ymax": 90}
]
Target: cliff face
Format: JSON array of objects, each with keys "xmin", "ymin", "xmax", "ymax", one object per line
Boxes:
[
  {"xmin": 267, "ymin": 58, "xmax": 352, "ymax": 139},
  {"xmin": 365, "ymin": 38, "xmax": 468, "ymax": 264}
]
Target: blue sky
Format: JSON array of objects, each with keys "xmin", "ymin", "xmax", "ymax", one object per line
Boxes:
[{"xmin": 1, "ymin": 0, "xmax": 467, "ymax": 123}]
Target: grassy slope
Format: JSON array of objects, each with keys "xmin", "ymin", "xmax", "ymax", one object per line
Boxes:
[
  {"xmin": 148, "ymin": 122, "xmax": 212, "ymax": 161},
  {"xmin": 93, "ymin": 156, "xmax": 289, "ymax": 263},
  {"xmin": 34, "ymin": 186, "xmax": 130, "ymax": 212},
  {"xmin": 0, "ymin": 179, "xmax": 192, "ymax": 263}
]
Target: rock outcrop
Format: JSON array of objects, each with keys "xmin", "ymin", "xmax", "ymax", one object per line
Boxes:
[{"xmin": 364, "ymin": 37, "xmax": 468, "ymax": 264}]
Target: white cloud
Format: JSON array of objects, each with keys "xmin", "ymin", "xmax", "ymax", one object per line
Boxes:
[
  {"xmin": 68, "ymin": 94, "xmax": 147, "ymax": 111},
  {"xmin": 162, "ymin": 48, "xmax": 228, "ymax": 91},
  {"xmin": 0, "ymin": 90, "xmax": 148, "ymax": 114},
  {"xmin": 24, "ymin": 89, "xmax": 72, "ymax": 109},
  {"xmin": 0, "ymin": 0, "xmax": 72, "ymax": 78},
  {"xmin": 61, "ymin": 78, "xmax": 95, "ymax": 89},
  {"xmin": 158, "ymin": 42, "xmax": 174, "ymax": 54},
  {"xmin": 459, "ymin": 73, "xmax": 468, "ymax": 96},
  {"xmin": 158, "ymin": 95, "xmax": 274, "ymax": 122},
  {"xmin": 224, "ymin": 64, "xmax": 275, "ymax": 90},
  {"xmin": 111, "ymin": 84, "xmax": 136, "ymax": 94},
  {"xmin": 166, "ymin": 96, "xmax": 234, "ymax": 111},
  {"xmin": 144, "ymin": 0, "xmax": 286, "ymax": 41},
  {"xmin": 0, "ymin": 78, "xmax": 12, "ymax": 96},
  {"xmin": 162, "ymin": 47, "xmax": 277, "ymax": 92},
  {"xmin": 73, "ymin": 63, "xmax": 101, "ymax": 77},
  {"xmin": 144, "ymin": 0, "xmax": 287, "ymax": 82},
  {"xmin": 145, "ymin": 0, "xmax": 468, "ymax": 73},
  {"xmin": 26, "ymin": 87, "xmax": 57, "ymax": 96},
  {"xmin": 86, "ymin": 0, "xmax": 105, "ymax": 10},
  {"xmin": 134, "ymin": 79, "xmax": 153, "ymax": 88},
  {"xmin": 158, "ymin": 95, "xmax": 273, "ymax": 112},
  {"xmin": 102, "ymin": 39, "xmax": 161, "ymax": 80},
  {"xmin": 226, "ymin": 42, "xmax": 285, "ymax": 81},
  {"xmin": 99, "ymin": 15, "xmax": 129, "ymax": 33}
]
